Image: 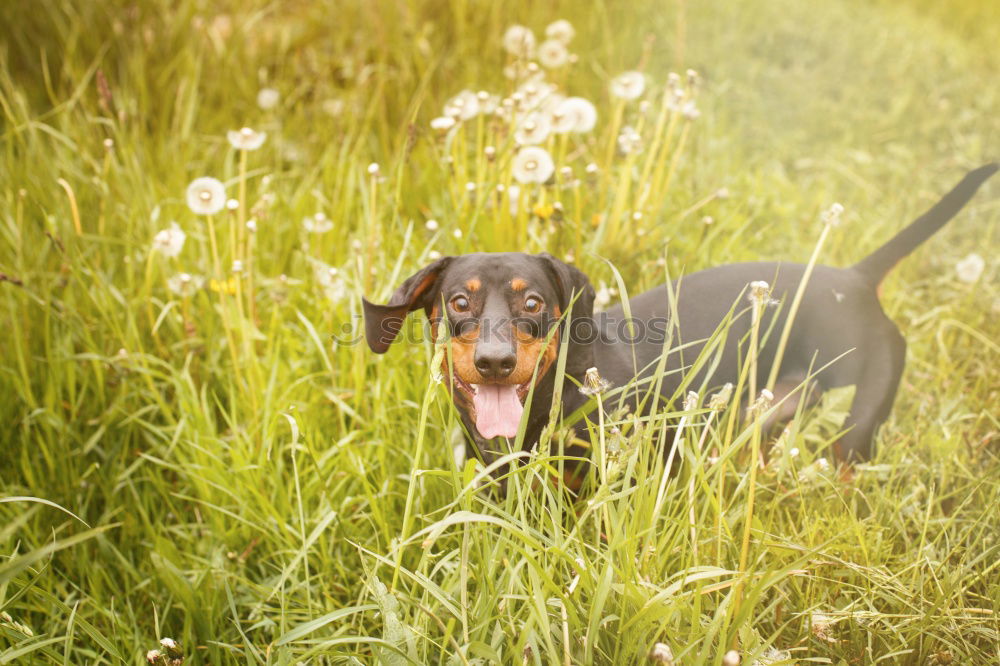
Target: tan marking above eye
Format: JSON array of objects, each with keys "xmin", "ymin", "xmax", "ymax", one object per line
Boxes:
[
  {"xmin": 466, "ymin": 278, "xmax": 481, "ymax": 292},
  {"xmin": 511, "ymin": 278, "xmax": 527, "ymax": 291}
]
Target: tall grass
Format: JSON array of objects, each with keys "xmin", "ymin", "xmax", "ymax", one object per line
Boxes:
[{"xmin": 1, "ymin": 0, "xmax": 998, "ymax": 663}]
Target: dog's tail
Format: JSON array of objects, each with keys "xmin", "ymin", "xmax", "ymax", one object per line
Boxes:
[{"xmin": 852, "ymin": 163, "xmax": 997, "ymax": 286}]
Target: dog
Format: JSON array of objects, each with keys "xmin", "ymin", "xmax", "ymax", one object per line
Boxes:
[{"xmin": 363, "ymin": 165, "xmax": 996, "ymax": 479}]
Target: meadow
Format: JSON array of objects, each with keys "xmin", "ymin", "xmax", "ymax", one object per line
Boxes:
[{"xmin": 1, "ymin": 0, "xmax": 998, "ymax": 663}]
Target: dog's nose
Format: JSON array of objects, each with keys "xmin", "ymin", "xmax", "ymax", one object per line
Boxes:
[{"xmin": 474, "ymin": 349, "xmax": 517, "ymax": 379}]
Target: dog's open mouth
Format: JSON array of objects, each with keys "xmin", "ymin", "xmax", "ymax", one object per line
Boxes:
[{"xmin": 453, "ymin": 376, "xmax": 533, "ymax": 439}]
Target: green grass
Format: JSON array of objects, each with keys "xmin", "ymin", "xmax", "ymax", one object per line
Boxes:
[{"xmin": 1, "ymin": 0, "xmax": 998, "ymax": 663}]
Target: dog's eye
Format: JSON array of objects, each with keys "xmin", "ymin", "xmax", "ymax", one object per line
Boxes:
[
  {"xmin": 524, "ymin": 296, "xmax": 543, "ymax": 313},
  {"xmin": 451, "ymin": 295, "xmax": 470, "ymax": 313}
]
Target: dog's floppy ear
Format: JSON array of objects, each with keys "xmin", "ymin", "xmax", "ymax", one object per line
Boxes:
[
  {"xmin": 537, "ymin": 253, "xmax": 596, "ymax": 373},
  {"xmin": 362, "ymin": 256, "xmax": 451, "ymax": 353}
]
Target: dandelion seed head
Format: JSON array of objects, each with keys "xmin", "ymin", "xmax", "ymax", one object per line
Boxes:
[
  {"xmin": 585, "ymin": 163, "xmax": 599, "ymax": 175},
  {"xmin": 716, "ymin": 187, "xmax": 730, "ymax": 199},
  {"xmin": 152, "ymin": 222, "xmax": 186, "ymax": 258},
  {"xmin": 538, "ymin": 39, "xmax": 569, "ymax": 68},
  {"xmin": 545, "ymin": 19, "xmax": 575, "ymax": 44},
  {"xmin": 580, "ymin": 366, "xmax": 612, "ymax": 396},
  {"xmin": 185, "ymin": 177, "xmax": 226, "ymax": 215},
  {"xmin": 708, "ymin": 382, "xmax": 733, "ymax": 410},
  {"xmin": 610, "ymin": 71, "xmax": 645, "ymax": 100},
  {"xmin": 425, "ymin": 219, "xmax": 439, "ymax": 231},
  {"xmin": 246, "ymin": 219, "xmax": 257, "ymax": 232},
  {"xmin": 430, "ymin": 116, "xmax": 456, "ymax": 132},
  {"xmin": 552, "ymin": 96, "xmax": 597, "ymax": 133},
  {"xmin": 514, "ymin": 112, "xmax": 552, "ymax": 145},
  {"xmin": 452, "ymin": 229, "xmax": 462, "ymax": 239},
  {"xmin": 617, "ymin": 125, "xmax": 643, "ymax": 154},
  {"xmin": 821, "ymin": 202, "xmax": 845, "ymax": 226},
  {"xmin": 367, "ymin": 162, "xmax": 380, "ymax": 176},
  {"xmin": 702, "ymin": 215, "xmax": 714, "ymax": 225},
  {"xmin": 231, "ymin": 260, "xmax": 244, "ymax": 273},
  {"xmin": 103, "ymin": 138, "xmax": 114, "ymax": 150},
  {"xmin": 227, "ymin": 126, "xmax": 266, "ymax": 151},
  {"xmin": 955, "ymin": 252, "xmax": 985, "ymax": 283},
  {"xmin": 681, "ymin": 100, "xmax": 700, "ymax": 120},
  {"xmin": 502, "ymin": 24, "xmax": 536, "ymax": 58},
  {"xmin": 428, "ymin": 250, "xmax": 442, "ymax": 260},
  {"xmin": 722, "ymin": 650, "xmax": 740, "ymax": 666},
  {"xmin": 484, "ymin": 146, "xmax": 497, "ymax": 160},
  {"xmin": 445, "ymin": 89, "xmax": 480, "ymax": 120},
  {"xmin": 321, "ymin": 98, "xmax": 344, "ymax": 116},
  {"xmin": 226, "ymin": 198, "xmax": 239, "ymax": 211},
  {"xmin": 511, "ymin": 146, "xmax": 555, "ymax": 184},
  {"xmin": 256, "ymin": 87, "xmax": 280, "ymax": 110}
]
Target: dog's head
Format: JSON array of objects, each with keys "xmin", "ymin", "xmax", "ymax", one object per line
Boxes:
[{"xmin": 363, "ymin": 252, "xmax": 595, "ymax": 440}]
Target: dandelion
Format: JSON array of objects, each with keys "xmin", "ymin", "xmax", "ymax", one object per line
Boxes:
[
  {"xmin": 955, "ymin": 252, "xmax": 984, "ymax": 283},
  {"xmin": 246, "ymin": 219, "xmax": 257, "ymax": 233},
  {"xmin": 681, "ymin": 100, "xmax": 700, "ymax": 120},
  {"xmin": 225, "ymin": 198, "xmax": 239, "ymax": 211},
  {"xmin": 425, "ymin": 219, "xmax": 439, "ymax": 231},
  {"xmin": 721, "ymin": 650, "xmax": 740, "ymax": 666},
  {"xmin": 514, "ymin": 112, "xmax": 552, "ymax": 145},
  {"xmin": 231, "ymin": 260, "xmax": 244, "ymax": 274},
  {"xmin": 167, "ymin": 272, "xmax": 204, "ymax": 295},
  {"xmin": 552, "ymin": 97, "xmax": 597, "ymax": 133},
  {"xmin": 545, "ymin": 19, "xmax": 575, "ymax": 44},
  {"xmin": 452, "ymin": 229, "xmax": 462, "ymax": 239},
  {"xmin": 821, "ymin": 202, "xmax": 845, "ymax": 226},
  {"xmin": 503, "ymin": 24, "xmax": 536, "ymax": 58},
  {"xmin": 708, "ymin": 382, "xmax": 733, "ymax": 410},
  {"xmin": 511, "ymin": 146, "xmax": 555, "ymax": 184},
  {"xmin": 538, "ymin": 39, "xmax": 569, "ymax": 68},
  {"xmin": 517, "ymin": 80, "xmax": 557, "ymax": 111},
  {"xmin": 484, "ymin": 145, "xmax": 497, "ymax": 161},
  {"xmin": 152, "ymin": 223, "xmax": 186, "ymax": 258},
  {"xmin": 303, "ymin": 212, "xmax": 334, "ymax": 233},
  {"xmin": 185, "ymin": 177, "xmax": 226, "ymax": 215},
  {"xmin": 610, "ymin": 71, "xmax": 645, "ymax": 100},
  {"xmin": 580, "ymin": 366, "xmax": 612, "ymax": 396},
  {"xmin": 367, "ymin": 162, "xmax": 380, "ymax": 176},
  {"xmin": 648, "ymin": 642, "xmax": 674, "ymax": 664},
  {"xmin": 256, "ymin": 87, "xmax": 280, "ymax": 110},
  {"xmin": 226, "ymin": 126, "xmax": 266, "ymax": 151},
  {"xmin": 617, "ymin": 125, "xmax": 643, "ymax": 154},
  {"xmin": 444, "ymin": 89, "xmax": 480, "ymax": 120},
  {"xmin": 748, "ymin": 280, "xmax": 770, "ymax": 305},
  {"xmin": 428, "ymin": 250, "xmax": 442, "ymax": 260},
  {"xmin": 478, "ymin": 91, "xmax": 500, "ymax": 114},
  {"xmin": 702, "ymin": 215, "xmax": 714, "ymax": 225},
  {"xmin": 430, "ymin": 116, "xmax": 456, "ymax": 132}
]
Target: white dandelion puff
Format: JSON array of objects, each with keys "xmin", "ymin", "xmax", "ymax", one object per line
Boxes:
[
  {"xmin": 303, "ymin": 212, "xmax": 334, "ymax": 233},
  {"xmin": 152, "ymin": 222, "xmax": 186, "ymax": 258},
  {"xmin": 321, "ymin": 98, "xmax": 345, "ymax": 116},
  {"xmin": 580, "ymin": 366, "xmax": 612, "ymax": 396},
  {"xmin": 226, "ymin": 126, "xmax": 266, "ymax": 151},
  {"xmin": 256, "ymin": 87, "xmax": 280, "ymax": 110},
  {"xmin": 514, "ymin": 112, "xmax": 552, "ymax": 145},
  {"xmin": 444, "ymin": 89, "xmax": 480, "ymax": 120},
  {"xmin": 167, "ymin": 272, "xmax": 205, "ymax": 295},
  {"xmin": 681, "ymin": 100, "xmax": 700, "ymax": 120},
  {"xmin": 617, "ymin": 125, "xmax": 643, "ymax": 154},
  {"xmin": 430, "ymin": 116, "xmax": 456, "ymax": 132},
  {"xmin": 552, "ymin": 96, "xmax": 597, "ymax": 133},
  {"xmin": 545, "ymin": 19, "xmax": 575, "ymax": 44},
  {"xmin": 511, "ymin": 146, "xmax": 554, "ymax": 184},
  {"xmin": 648, "ymin": 642, "xmax": 674, "ymax": 665},
  {"xmin": 821, "ymin": 202, "xmax": 845, "ymax": 226},
  {"xmin": 955, "ymin": 252, "xmax": 984, "ymax": 283},
  {"xmin": 538, "ymin": 39, "xmax": 569, "ymax": 68},
  {"xmin": 185, "ymin": 177, "xmax": 227, "ymax": 215},
  {"xmin": 502, "ymin": 24, "xmax": 536, "ymax": 58},
  {"xmin": 425, "ymin": 219, "xmax": 439, "ymax": 231},
  {"xmin": 610, "ymin": 71, "xmax": 645, "ymax": 100}
]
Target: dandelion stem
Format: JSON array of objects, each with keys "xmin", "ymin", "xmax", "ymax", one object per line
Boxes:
[{"xmin": 766, "ymin": 223, "xmax": 831, "ymax": 391}]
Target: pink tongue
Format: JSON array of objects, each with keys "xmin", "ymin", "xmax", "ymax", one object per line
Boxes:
[{"xmin": 472, "ymin": 384, "xmax": 524, "ymax": 439}]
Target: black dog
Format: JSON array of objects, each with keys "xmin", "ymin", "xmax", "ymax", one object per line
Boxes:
[{"xmin": 364, "ymin": 165, "xmax": 996, "ymax": 475}]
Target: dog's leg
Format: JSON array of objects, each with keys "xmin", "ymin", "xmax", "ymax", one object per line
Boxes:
[{"xmin": 834, "ymin": 325, "xmax": 907, "ymax": 461}]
